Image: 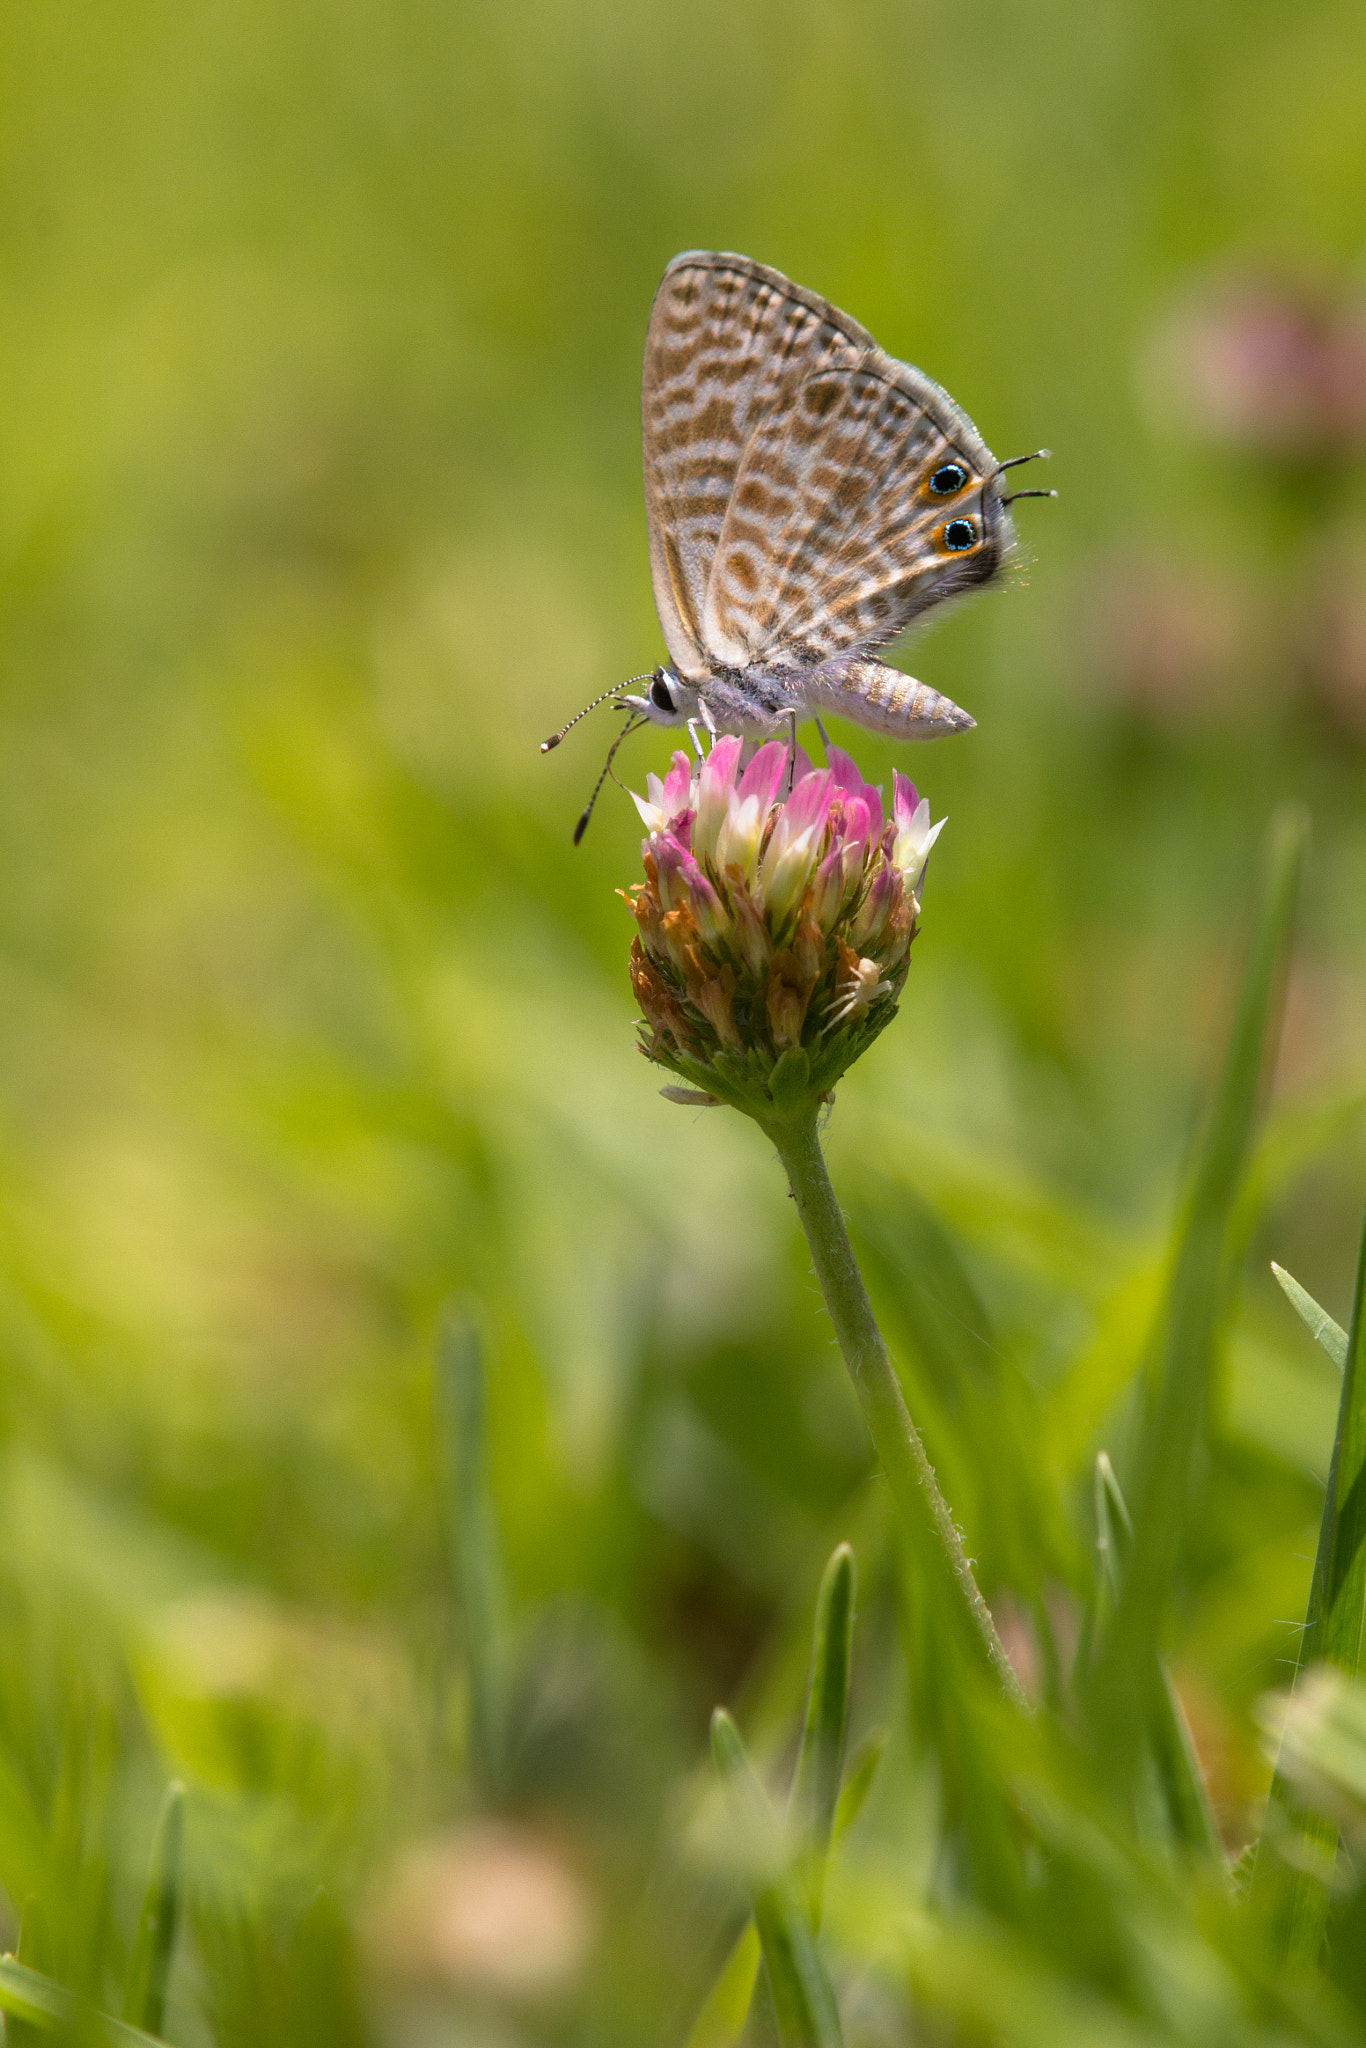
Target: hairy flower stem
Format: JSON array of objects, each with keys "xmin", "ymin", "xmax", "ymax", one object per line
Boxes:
[{"xmin": 764, "ymin": 1108, "xmax": 1030, "ymax": 1715}]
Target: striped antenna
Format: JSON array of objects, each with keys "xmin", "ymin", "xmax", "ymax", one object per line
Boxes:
[
  {"xmin": 995, "ymin": 448, "xmax": 1052, "ymax": 474},
  {"xmin": 541, "ymin": 675, "xmax": 653, "ymax": 752},
  {"xmin": 574, "ymin": 715, "xmax": 646, "ymax": 845}
]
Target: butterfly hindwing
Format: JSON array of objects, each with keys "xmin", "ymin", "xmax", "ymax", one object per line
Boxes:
[{"xmin": 702, "ymin": 351, "xmax": 1008, "ymax": 670}]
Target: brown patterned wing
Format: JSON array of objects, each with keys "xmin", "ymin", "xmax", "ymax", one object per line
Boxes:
[
  {"xmin": 701, "ymin": 348, "xmax": 1011, "ymax": 670},
  {"xmin": 641, "ymin": 253, "xmax": 872, "ymax": 678}
]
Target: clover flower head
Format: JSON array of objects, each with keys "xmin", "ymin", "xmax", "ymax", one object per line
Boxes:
[{"xmin": 621, "ymin": 737, "xmax": 945, "ymax": 1120}]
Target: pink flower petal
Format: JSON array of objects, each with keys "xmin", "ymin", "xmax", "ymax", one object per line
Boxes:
[
  {"xmin": 653, "ymin": 835, "xmax": 689, "ymax": 911},
  {"xmin": 850, "ymin": 865, "xmax": 898, "ymax": 950},
  {"xmin": 779, "ymin": 768, "xmax": 834, "ymax": 837},
  {"xmin": 727, "ymin": 876, "xmax": 772, "ymax": 976},
  {"xmin": 810, "ymin": 845, "xmax": 846, "ymax": 932},
  {"xmin": 681, "ymin": 853, "xmax": 726, "ymax": 940},
  {"xmin": 694, "ymin": 736, "xmax": 743, "ymax": 865},
  {"xmin": 892, "ymin": 771, "xmax": 921, "ymax": 835},
  {"xmin": 863, "ymin": 785, "xmax": 884, "ymax": 845},
  {"xmin": 826, "ymin": 746, "xmax": 863, "ymax": 793},
  {"xmin": 661, "ymin": 751, "xmax": 694, "ymax": 815},
  {"xmin": 701, "ymin": 735, "xmax": 742, "ymax": 796},
  {"xmin": 839, "ymin": 794, "xmax": 871, "ymax": 855},
  {"xmin": 827, "ymin": 746, "xmax": 883, "ymax": 841},
  {"xmin": 737, "ymin": 740, "xmax": 789, "ymax": 811},
  {"xmin": 758, "ymin": 770, "xmax": 835, "ymax": 930}
]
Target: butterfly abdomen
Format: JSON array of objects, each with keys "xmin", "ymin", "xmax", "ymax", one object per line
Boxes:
[{"xmin": 806, "ymin": 657, "xmax": 975, "ymax": 740}]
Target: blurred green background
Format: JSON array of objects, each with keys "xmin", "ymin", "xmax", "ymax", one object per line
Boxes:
[{"xmin": 2, "ymin": 0, "xmax": 1366, "ymax": 2039}]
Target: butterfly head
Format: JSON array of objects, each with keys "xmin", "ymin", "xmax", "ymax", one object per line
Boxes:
[{"xmin": 620, "ymin": 666, "xmax": 701, "ymax": 729}]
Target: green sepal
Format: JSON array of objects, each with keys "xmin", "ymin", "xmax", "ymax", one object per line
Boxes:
[
  {"xmin": 641, "ymin": 994, "xmax": 902, "ymax": 1125},
  {"xmin": 768, "ymin": 1047, "xmax": 814, "ymax": 1116}
]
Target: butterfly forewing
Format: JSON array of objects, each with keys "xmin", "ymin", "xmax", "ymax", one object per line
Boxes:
[
  {"xmin": 703, "ymin": 352, "xmax": 1005, "ymax": 669},
  {"xmin": 641, "ymin": 253, "xmax": 871, "ymax": 677}
]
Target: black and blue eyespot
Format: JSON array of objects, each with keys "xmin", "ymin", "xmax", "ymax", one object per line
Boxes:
[
  {"xmin": 929, "ymin": 462, "xmax": 969, "ymax": 495},
  {"xmin": 942, "ymin": 518, "xmax": 977, "ymax": 552}
]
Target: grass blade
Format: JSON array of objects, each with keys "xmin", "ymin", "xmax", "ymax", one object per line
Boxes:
[
  {"xmin": 0, "ymin": 1957, "xmax": 62, "ymax": 2033},
  {"xmin": 436, "ymin": 1299, "xmax": 506, "ymax": 1793},
  {"xmin": 1272, "ymin": 1261, "xmax": 1348, "ymax": 1371},
  {"xmin": 121, "ymin": 1781, "xmax": 184, "ymax": 2035},
  {"xmin": 1150, "ymin": 1669, "xmax": 1222, "ymax": 1863},
  {"xmin": 1254, "ymin": 1204, "xmax": 1366, "ymax": 1956},
  {"xmin": 710, "ymin": 1710, "xmax": 844, "ymax": 2048},
  {"xmin": 0, "ymin": 1957, "xmax": 170, "ymax": 2043},
  {"xmin": 1085, "ymin": 1453, "xmax": 1220, "ymax": 1858},
  {"xmin": 788, "ymin": 1545, "xmax": 855, "ymax": 1928},
  {"xmin": 832, "ymin": 1729, "xmax": 885, "ymax": 1842},
  {"xmin": 684, "ymin": 1922, "xmax": 761, "ymax": 2048},
  {"xmin": 1262, "ymin": 1666, "xmax": 1366, "ymax": 1818},
  {"xmin": 1093, "ymin": 1450, "xmax": 1132, "ymax": 1616},
  {"xmin": 691, "ymin": 1549, "xmax": 858, "ymax": 2046},
  {"xmin": 1083, "ymin": 806, "xmax": 1306, "ymax": 1790}
]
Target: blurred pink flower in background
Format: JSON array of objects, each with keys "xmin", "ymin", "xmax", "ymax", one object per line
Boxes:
[
  {"xmin": 1150, "ymin": 269, "xmax": 1366, "ymax": 461},
  {"xmin": 1077, "ymin": 549, "xmax": 1264, "ymax": 723},
  {"xmin": 362, "ymin": 1821, "xmax": 596, "ymax": 2006},
  {"xmin": 1296, "ymin": 526, "xmax": 1366, "ymax": 739}
]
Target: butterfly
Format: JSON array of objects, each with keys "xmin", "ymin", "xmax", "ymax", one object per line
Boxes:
[{"xmin": 543, "ymin": 252, "xmax": 1050, "ymax": 835}]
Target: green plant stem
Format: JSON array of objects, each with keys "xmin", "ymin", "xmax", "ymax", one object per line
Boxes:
[{"xmin": 763, "ymin": 1109, "xmax": 1028, "ymax": 1714}]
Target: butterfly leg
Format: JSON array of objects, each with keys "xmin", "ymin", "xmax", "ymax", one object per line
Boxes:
[
  {"xmin": 814, "ymin": 715, "xmax": 831, "ymax": 758},
  {"xmin": 686, "ymin": 716, "xmax": 707, "ymax": 759},
  {"xmin": 785, "ymin": 712, "xmax": 798, "ymax": 796}
]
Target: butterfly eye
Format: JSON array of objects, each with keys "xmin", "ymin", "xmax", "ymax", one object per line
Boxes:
[
  {"xmin": 942, "ymin": 518, "xmax": 977, "ymax": 551},
  {"xmin": 650, "ymin": 672, "xmax": 677, "ymax": 712},
  {"xmin": 929, "ymin": 462, "xmax": 969, "ymax": 495}
]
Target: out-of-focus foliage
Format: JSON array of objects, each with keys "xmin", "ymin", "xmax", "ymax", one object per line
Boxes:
[{"xmin": 2, "ymin": 0, "xmax": 1366, "ymax": 2040}]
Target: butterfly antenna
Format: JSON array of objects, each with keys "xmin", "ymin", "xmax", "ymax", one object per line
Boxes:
[
  {"xmin": 541, "ymin": 676, "xmax": 653, "ymax": 752},
  {"xmin": 573, "ymin": 714, "xmax": 646, "ymax": 845},
  {"xmin": 1001, "ymin": 488, "xmax": 1059, "ymax": 505},
  {"xmin": 995, "ymin": 448, "xmax": 1052, "ymax": 475}
]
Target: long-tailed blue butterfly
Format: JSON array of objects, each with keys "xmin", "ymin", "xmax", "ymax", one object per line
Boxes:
[{"xmin": 543, "ymin": 252, "xmax": 1051, "ymax": 837}]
